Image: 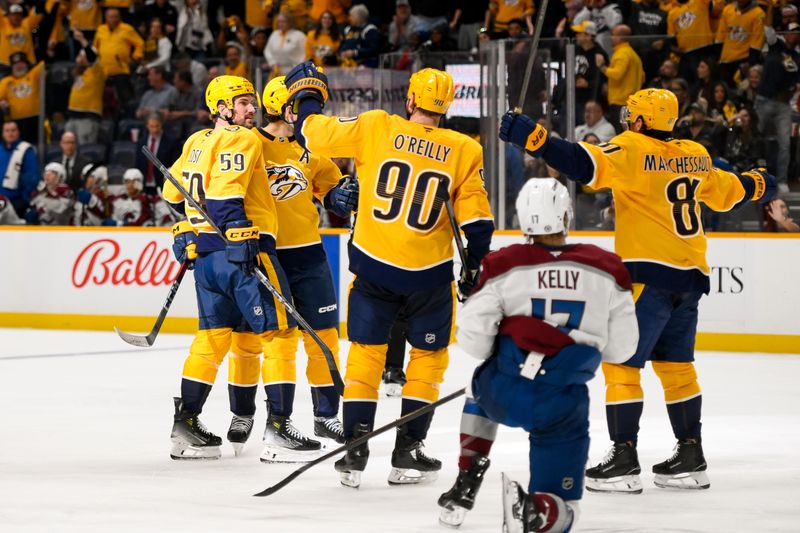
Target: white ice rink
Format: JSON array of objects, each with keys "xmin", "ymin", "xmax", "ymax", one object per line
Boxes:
[{"xmin": 1, "ymin": 328, "xmax": 799, "ymax": 532}]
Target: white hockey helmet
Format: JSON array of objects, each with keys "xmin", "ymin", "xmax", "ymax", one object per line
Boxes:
[
  {"xmin": 44, "ymin": 162, "xmax": 66, "ymax": 182},
  {"xmin": 82, "ymin": 163, "xmax": 108, "ymax": 186},
  {"xmin": 515, "ymin": 177, "xmax": 573, "ymax": 236},
  {"xmin": 123, "ymin": 168, "xmax": 144, "ymax": 190}
]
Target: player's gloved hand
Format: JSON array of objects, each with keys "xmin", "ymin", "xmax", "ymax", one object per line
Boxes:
[
  {"xmin": 285, "ymin": 60, "xmax": 329, "ymax": 112},
  {"xmin": 326, "ymin": 175, "xmax": 358, "ymax": 217},
  {"xmin": 102, "ymin": 218, "xmax": 119, "ymax": 226},
  {"xmin": 457, "ymin": 266, "xmax": 479, "ymax": 302},
  {"xmin": 76, "ymin": 189, "xmax": 92, "ymax": 204},
  {"xmin": 171, "ymin": 220, "xmax": 198, "ymax": 269},
  {"xmin": 499, "ymin": 110, "xmax": 548, "ymax": 157},
  {"xmin": 24, "ymin": 208, "xmax": 39, "ymax": 225},
  {"xmin": 225, "ymin": 219, "xmax": 260, "ymax": 274},
  {"xmin": 742, "ymin": 167, "xmax": 776, "ymax": 204}
]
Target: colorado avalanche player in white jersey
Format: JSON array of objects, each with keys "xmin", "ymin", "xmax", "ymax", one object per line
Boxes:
[{"xmin": 439, "ymin": 178, "xmax": 639, "ymax": 532}]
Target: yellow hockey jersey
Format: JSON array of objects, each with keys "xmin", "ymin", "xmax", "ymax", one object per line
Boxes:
[
  {"xmin": 0, "ymin": 11, "xmax": 41, "ymax": 65},
  {"xmin": 68, "ymin": 63, "xmax": 105, "ymax": 116},
  {"xmin": 255, "ymin": 128, "xmax": 342, "ymax": 251},
  {"xmin": 299, "ymin": 109, "xmax": 494, "ymax": 291},
  {"xmin": 580, "ymin": 131, "xmax": 748, "ymax": 291},
  {"xmin": 0, "ymin": 62, "xmax": 44, "ymax": 120},
  {"xmin": 715, "ymin": 3, "xmax": 765, "ymax": 64},
  {"xmin": 163, "ymin": 126, "xmax": 279, "ymax": 253},
  {"xmin": 667, "ymin": 0, "xmax": 714, "ymax": 52}
]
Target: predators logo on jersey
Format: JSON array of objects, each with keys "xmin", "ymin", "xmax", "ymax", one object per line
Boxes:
[{"xmin": 268, "ymin": 165, "xmax": 309, "ymax": 201}]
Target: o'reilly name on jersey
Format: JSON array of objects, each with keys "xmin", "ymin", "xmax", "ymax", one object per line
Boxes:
[
  {"xmin": 643, "ymin": 154, "xmax": 710, "ymax": 174},
  {"xmin": 393, "ymin": 134, "xmax": 452, "ymax": 163}
]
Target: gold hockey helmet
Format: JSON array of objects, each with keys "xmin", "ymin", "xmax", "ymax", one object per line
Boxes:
[
  {"xmin": 407, "ymin": 68, "xmax": 455, "ymax": 115},
  {"xmin": 623, "ymin": 89, "xmax": 679, "ymax": 132},
  {"xmin": 205, "ymin": 75, "xmax": 259, "ymax": 115},
  {"xmin": 262, "ymin": 76, "xmax": 289, "ymax": 116}
]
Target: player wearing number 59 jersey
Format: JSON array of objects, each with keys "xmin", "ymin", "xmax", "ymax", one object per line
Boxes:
[
  {"xmin": 500, "ymin": 88, "xmax": 775, "ymax": 494},
  {"xmin": 285, "ymin": 62, "xmax": 494, "ymax": 488}
]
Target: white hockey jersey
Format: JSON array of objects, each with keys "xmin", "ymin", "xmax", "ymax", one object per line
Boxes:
[{"xmin": 456, "ymin": 242, "xmax": 639, "ymax": 364}]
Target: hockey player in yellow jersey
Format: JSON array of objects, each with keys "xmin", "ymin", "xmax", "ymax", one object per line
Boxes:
[
  {"xmin": 284, "ymin": 62, "xmax": 494, "ymax": 487},
  {"xmin": 162, "ymin": 75, "xmax": 299, "ymax": 460},
  {"xmin": 500, "ymin": 88, "xmax": 775, "ymax": 493},
  {"xmin": 226, "ymin": 76, "xmax": 357, "ymax": 462}
]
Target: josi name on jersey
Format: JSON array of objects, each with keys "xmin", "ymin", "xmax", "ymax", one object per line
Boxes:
[
  {"xmin": 643, "ymin": 154, "xmax": 710, "ymax": 174},
  {"xmin": 392, "ymin": 134, "xmax": 452, "ymax": 163}
]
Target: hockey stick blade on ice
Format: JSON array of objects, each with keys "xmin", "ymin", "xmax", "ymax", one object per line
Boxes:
[
  {"xmin": 115, "ymin": 261, "xmax": 190, "ymax": 347},
  {"xmin": 253, "ymin": 387, "xmax": 466, "ymax": 497},
  {"xmin": 514, "ymin": 0, "xmax": 550, "ymax": 113},
  {"xmin": 141, "ymin": 146, "xmax": 345, "ymax": 395}
]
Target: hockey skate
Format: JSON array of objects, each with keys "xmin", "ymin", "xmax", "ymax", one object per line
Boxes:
[
  {"xmin": 501, "ymin": 473, "xmax": 575, "ymax": 533},
  {"xmin": 334, "ymin": 423, "xmax": 371, "ymax": 489},
  {"xmin": 170, "ymin": 397, "xmax": 222, "ymax": 460},
  {"xmin": 388, "ymin": 427, "xmax": 441, "ymax": 485},
  {"xmin": 652, "ymin": 439, "xmax": 710, "ymax": 490},
  {"xmin": 314, "ymin": 415, "xmax": 345, "ymax": 444},
  {"xmin": 260, "ymin": 414, "xmax": 321, "ymax": 464},
  {"xmin": 585, "ymin": 442, "xmax": 643, "ymax": 494},
  {"xmin": 227, "ymin": 414, "xmax": 254, "ymax": 456},
  {"xmin": 438, "ymin": 455, "xmax": 491, "ymax": 528},
  {"xmin": 382, "ymin": 366, "xmax": 406, "ymax": 397}
]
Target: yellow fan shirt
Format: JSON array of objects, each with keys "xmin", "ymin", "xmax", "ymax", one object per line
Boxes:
[
  {"xmin": 0, "ymin": 62, "xmax": 45, "ymax": 119},
  {"xmin": 667, "ymin": 0, "xmax": 714, "ymax": 52},
  {"xmin": 716, "ymin": 3, "xmax": 765, "ymax": 64}
]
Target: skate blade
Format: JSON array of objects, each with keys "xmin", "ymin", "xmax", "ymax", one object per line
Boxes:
[
  {"xmin": 387, "ymin": 467, "xmax": 438, "ymax": 485},
  {"xmin": 230, "ymin": 441, "xmax": 245, "ymax": 457},
  {"xmin": 339, "ymin": 470, "xmax": 362, "ymax": 489},
  {"xmin": 170, "ymin": 442, "xmax": 221, "ymax": 460},
  {"xmin": 438, "ymin": 505, "xmax": 467, "ymax": 529},
  {"xmin": 654, "ymin": 471, "xmax": 710, "ymax": 490},
  {"xmin": 585, "ymin": 474, "xmax": 643, "ymax": 494},
  {"xmin": 384, "ymin": 383, "xmax": 403, "ymax": 397},
  {"xmin": 501, "ymin": 473, "xmax": 524, "ymax": 533},
  {"xmin": 259, "ymin": 445, "xmax": 322, "ymax": 464}
]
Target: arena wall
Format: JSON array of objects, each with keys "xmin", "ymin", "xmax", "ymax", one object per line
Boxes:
[{"xmin": 1, "ymin": 227, "xmax": 797, "ymax": 353}]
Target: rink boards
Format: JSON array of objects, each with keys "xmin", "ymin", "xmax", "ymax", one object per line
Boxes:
[{"xmin": 0, "ymin": 226, "xmax": 797, "ymax": 353}]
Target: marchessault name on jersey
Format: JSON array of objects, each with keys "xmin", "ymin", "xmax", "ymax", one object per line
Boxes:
[{"xmin": 643, "ymin": 154, "xmax": 710, "ymax": 174}]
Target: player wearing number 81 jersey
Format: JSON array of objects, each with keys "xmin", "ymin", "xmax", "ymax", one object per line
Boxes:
[
  {"xmin": 284, "ymin": 62, "xmax": 494, "ymax": 487},
  {"xmin": 500, "ymin": 88, "xmax": 775, "ymax": 494}
]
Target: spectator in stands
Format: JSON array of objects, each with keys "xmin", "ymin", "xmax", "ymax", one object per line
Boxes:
[
  {"xmin": 135, "ymin": 114, "xmax": 178, "ymax": 193},
  {"xmin": 756, "ymin": 21, "xmax": 800, "ymax": 193},
  {"xmin": 248, "ymin": 27, "xmax": 269, "ymax": 58},
  {"xmin": 582, "ymin": 132, "xmax": 602, "ymax": 144},
  {"xmin": 781, "ymin": 4, "xmax": 799, "ymax": 30},
  {"xmin": 244, "ymin": 0, "xmax": 270, "ymax": 30},
  {"xmin": 716, "ymin": 0, "xmax": 766, "ymax": 85},
  {"xmin": 674, "ymin": 101, "xmax": 726, "ymax": 157},
  {"xmin": 69, "ymin": 0, "xmax": 103, "ymax": 45},
  {"xmin": 136, "ymin": 0, "xmax": 178, "ymax": 39},
  {"xmin": 73, "ymin": 164, "xmax": 109, "ymax": 226},
  {"xmin": 136, "ymin": 66, "xmax": 178, "ymax": 120},
  {"xmin": 104, "ymin": 168, "xmax": 151, "ymax": 226},
  {"xmin": 420, "ymin": 23, "xmax": 458, "ymax": 53},
  {"xmin": 690, "ymin": 58, "xmax": 718, "ymax": 105},
  {"xmin": 389, "ymin": 1, "xmax": 423, "ymax": 52},
  {"xmin": 166, "ymin": 70, "xmax": 202, "ymax": 138},
  {"xmin": 0, "ymin": 53, "xmax": 44, "ymax": 144},
  {"xmin": 141, "ymin": 18, "xmax": 173, "ymax": 71},
  {"xmin": 764, "ymin": 198, "xmax": 800, "ymax": 232},
  {"xmin": 451, "ymin": 1, "xmax": 489, "ymax": 52},
  {"xmin": 311, "ymin": 0, "xmax": 352, "ymax": 26},
  {"xmin": 572, "ymin": 21, "xmax": 607, "ymax": 115},
  {"xmin": 555, "ymin": 0, "xmax": 583, "ymax": 39},
  {"xmin": 306, "ymin": 11, "xmax": 342, "ymax": 66},
  {"xmin": 176, "ymin": 0, "xmax": 213, "ymax": 60},
  {"xmin": 706, "ymin": 81, "xmax": 738, "ymax": 124},
  {"xmin": 224, "ymin": 42, "xmax": 249, "ymax": 78},
  {"xmin": 66, "ymin": 28, "xmax": 105, "ymax": 145},
  {"xmin": 669, "ymin": 77, "xmax": 692, "ymax": 117},
  {"xmin": 667, "ymin": 0, "xmax": 716, "ymax": 82},
  {"xmin": 339, "ymin": 4, "xmax": 381, "ymax": 68},
  {"xmin": 486, "ymin": 0, "xmax": 534, "ymax": 37},
  {"xmin": 174, "ymin": 51, "xmax": 208, "ymax": 89},
  {"xmin": 266, "ymin": 0, "xmax": 309, "ymax": 31},
  {"xmin": 94, "ymin": 8, "xmax": 144, "ymax": 113},
  {"xmin": 596, "ymin": 25, "xmax": 644, "ymax": 130},
  {"xmin": 575, "ymin": 100, "xmax": 617, "ymax": 142},
  {"xmin": 738, "ymin": 64, "xmax": 762, "ymax": 107},
  {"xmin": 722, "ymin": 106, "xmax": 765, "ymax": 172},
  {"xmin": 0, "ymin": 3, "xmax": 39, "ymax": 72},
  {"xmin": 573, "ymin": 0, "xmax": 623, "ymax": 56},
  {"xmin": 0, "ymin": 121, "xmax": 39, "ymax": 216},
  {"xmin": 627, "ymin": 0, "xmax": 668, "ymax": 81},
  {"xmin": 647, "ymin": 58, "xmax": 678, "ymax": 90},
  {"xmin": 264, "ymin": 12, "xmax": 307, "ymax": 76},
  {"xmin": 507, "ymin": 18, "xmax": 528, "ymax": 40},
  {"xmin": 52, "ymin": 132, "xmax": 92, "ymax": 191},
  {"xmin": 25, "ymin": 162, "xmax": 74, "ymax": 226}
]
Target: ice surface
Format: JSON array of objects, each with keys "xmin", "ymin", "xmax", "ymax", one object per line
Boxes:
[{"xmin": 1, "ymin": 329, "xmax": 798, "ymax": 532}]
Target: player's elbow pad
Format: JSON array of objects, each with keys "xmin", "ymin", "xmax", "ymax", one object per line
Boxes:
[
  {"xmin": 462, "ymin": 219, "xmax": 494, "ymax": 270},
  {"xmin": 542, "ymin": 137, "xmax": 595, "ymax": 184}
]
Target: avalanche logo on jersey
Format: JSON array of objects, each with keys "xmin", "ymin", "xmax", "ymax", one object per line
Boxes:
[{"xmin": 268, "ymin": 164, "xmax": 309, "ymax": 201}]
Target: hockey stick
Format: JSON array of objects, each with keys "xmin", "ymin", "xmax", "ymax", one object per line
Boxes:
[
  {"xmin": 514, "ymin": 0, "xmax": 550, "ymax": 113},
  {"xmin": 443, "ymin": 196, "xmax": 468, "ymax": 271},
  {"xmin": 114, "ymin": 261, "xmax": 190, "ymax": 347},
  {"xmin": 142, "ymin": 146, "xmax": 345, "ymax": 396},
  {"xmin": 254, "ymin": 387, "xmax": 466, "ymax": 497}
]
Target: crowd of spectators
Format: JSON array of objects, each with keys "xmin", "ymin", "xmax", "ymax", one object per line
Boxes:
[{"xmin": 0, "ymin": 0, "xmax": 797, "ymax": 231}]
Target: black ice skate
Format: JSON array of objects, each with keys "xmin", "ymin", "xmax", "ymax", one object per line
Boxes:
[
  {"xmin": 382, "ymin": 366, "xmax": 406, "ymax": 397},
  {"xmin": 260, "ymin": 413, "xmax": 321, "ymax": 464},
  {"xmin": 170, "ymin": 397, "xmax": 222, "ymax": 460},
  {"xmin": 314, "ymin": 415, "xmax": 345, "ymax": 444},
  {"xmin": 334, "ymin": 423, "xmax": 371, "ymax": 488},
  {"xmin": 438, "ymin": 455, "xmax": 491, "ymax": 528},
  {"xmin": 227, "ymin": 414, "xmax": 254, "ymax": 456},
  {"xmin": 501, "ymin": 473, "xmax": 575, "ymax": 533},
  {"xmin": 652, "ymin": 439, "xmax": 710, "ymax": 490},
  {"xmin": 585, "ymin": 442, "xmax": 643, "ymax": 494},
  {"xmin": 388, "ymin": 427, "xmax": 441, "ymax": 485}
]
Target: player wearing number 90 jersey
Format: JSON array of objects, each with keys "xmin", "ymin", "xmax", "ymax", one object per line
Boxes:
[
  {"xmin": 500, "ymin": 88, "xmax": 775, "ymax": 493},
  {"xmin": 285, "ymin": 63, "xmax": 494, "ymax": 486}
]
